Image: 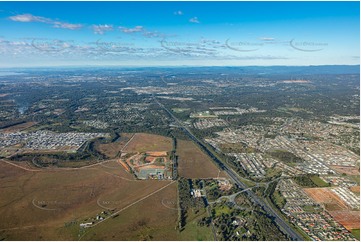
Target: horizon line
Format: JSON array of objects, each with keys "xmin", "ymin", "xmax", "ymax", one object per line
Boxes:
[{"xmin": 0, "ymin": 64, "xmax": 360, "ymax": 70}]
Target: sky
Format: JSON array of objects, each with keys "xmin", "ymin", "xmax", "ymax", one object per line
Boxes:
[{"xmin": 0, "ymin": 1, "xmax": 359, "ymax": 67}]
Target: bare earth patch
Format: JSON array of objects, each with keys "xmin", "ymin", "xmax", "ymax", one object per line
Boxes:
[
  {"xmin": 328, "ymin": 211, "xmax": 360, "ymax": 230},
  {"xmin": 303, "ymin": 187, "xmax": 348, "ymax": 210},
  {"xmin": 122, "ymin": 133, "xmax": 172, "ymax": 153},
  {"xmin": 177, "ymin": 139, "xmax": 227, "ymax": 179},
  {"xmin": 330, "ymin": 165, "xmax": 360, "ymax": 175}
]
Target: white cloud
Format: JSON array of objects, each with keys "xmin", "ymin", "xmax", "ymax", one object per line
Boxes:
[
  {"xmin": 8, "ymin": 13, "xmax": 83, "ymax": 30},
  {"xmin": 189, "ymin": 17, "xmax": 200, "ymax": 24},
  {"xmin": 119, "ymin": 26, "xmax": 144, "ymax": 33},
  {"xmin": 174, "ymin": 10, "xmax": 183, "ymax": 15},
  {"xmin": 9, "ymin": 14, "xmax": 49, "ymax": 23},
  {"xmin": 53, "ymin": 22, "xmax": 82, "ymax": 30},
  {"xmin": 92, "ymin": 24, "xmax": 114, "ymax": 34},
  {"xmin": 260, "ymin": 37, "xmax": 275, "ymax": 41}
]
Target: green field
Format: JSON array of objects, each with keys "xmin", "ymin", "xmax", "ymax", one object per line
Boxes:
[
  {"xmin": 172, "ymin": 108, "xmax": 190, "ymax": 113},
  {"xmin": 179, "ymin": 209, "xmax": 214, "ymax": 241},
  {"xmin": 214, "ymin": 205, "xmax": 232, "ymax": 216},
  {"xmin": 302, "ymin": 205, "xmax": 320, "ymax": 213},
  {"xmin": 351, "ymin": 229, "xmax": 360, "ymax": 240},
  {"xmin": 190, "ymin": 111, "xmax": 218, "ymax": 118},
  {"xmin": 310, "ymin": 175, "xmax": 330, "ymax": 187}
]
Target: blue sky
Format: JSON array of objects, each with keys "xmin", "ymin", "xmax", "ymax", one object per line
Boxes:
[{"xmin": 0, "ymin": 1, "xmax": 359, "ymax": 67}]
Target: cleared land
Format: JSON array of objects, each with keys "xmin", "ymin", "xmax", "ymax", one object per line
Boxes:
[
  {"xmin": 330, "ymin": 165, "xmax": 360, "ymax": 175},
  {"xmin": 177, "ymin": 139, "xmax": 227, "ymax": 179},
  {"xmin": 0, "ymin": 121, "xmax": 37, "ymax": 133},
  {"xmin": 0, "ymin": 159, "xmax": 176, "ymax": 240},
  {"xmin": 328, "ymin": 211, "xmax": 360, "ymax": 230},
  {"xmin": 303, "ymin": 188, "xmax": 348, "ymax": 211},
  {"xmin": 122, "ymin": 133, "xmax": 172, "ymax": 153},
  {"xmin": 304, "ymin": 187, "xmax": 360, "ymax": 233},
  {"xmin": 350, "ymin": 186, "xmax": 360, "ymax": 194},
  {"xmin": 95, "ymin": 133, "xmax": 133, "ymax": 158},
  {"xmin": 80, "ymin": 182, "xmax": 179, "ymax": 240}
]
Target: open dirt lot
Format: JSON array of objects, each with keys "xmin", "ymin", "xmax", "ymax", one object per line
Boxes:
[
  {"xmin": 0, "ymin": 121, "xmax": 37, "ymax": 133},
  {"xmin": 330, "ymin": 165, "xmax": 360, "ymax": 175},
  {"xmin": 0, "ymin": 159, "xmax": 176, "ymax": 240},
  {"xmin": 349, "ymin": 186, "xmax": 360, "ymax": 194},
  {"xmin": 303, "ymin": 187, "xmax": 348, "ymax": 211},
  {"xmin": 95, "ymin": 133, "xmax": 133, "ymax": 158},
  {"xmin": 177, "ymin": 139, "xmax": 227, "ymax": 179},
  {"xmin": 328, "ymin": 211, "xmax": 360, "ymax": 230},
  {"xmin": 304, "ymin": 187, "xmax": 360, "ymax": 231},
  {"xmin": 122, "ymin": 133, "xmax": 172, "ymax": 153}
]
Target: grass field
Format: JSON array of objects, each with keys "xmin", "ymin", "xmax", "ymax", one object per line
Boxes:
[
  {"xmin": 177, "ymin": 139, "xmax": 227, "ymax": 179},
  {"xmin": 179, "ymin": 209, "xmax": 214, "ymax": 241},
  {"xmin": 0, "ymin": 159, "xmax": 177, "ymax": 240},
  {"xmin": 80, "ymin": 182, "xmax": 179, "ymax": 240},
  {"xmin": 351, "ymin": 229, "xmax": 360, "ymax": 240},
  {"xmin": 190, "ymin": 111, "xmax": 218, "ymax": 118},
  {"xmin": 309, "ymin": 175, "xmax": 329, "ymax": 187},
  {"xmin": 214, "ymin": 205, "xmax": 232, "ymax": 216},
  {"xmin": 122, "ymin": 133, "xmax": 172, "ymax": 153},
  {"xmin": 172, "ymin": 108, "xmax": 190, "ymax": 113}
]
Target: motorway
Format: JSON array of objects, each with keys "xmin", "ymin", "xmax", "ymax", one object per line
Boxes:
[{"xmin": 154, "ymin": 96, "xmax": 304, "ymax": 241}]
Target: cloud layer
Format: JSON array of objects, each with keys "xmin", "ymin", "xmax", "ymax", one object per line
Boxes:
[
  {"xmin": 92, "ymin": 24, "xmax": 114, "ymax": 34},
  {"xmin": 9, "ymin": 13, "xmax": 82, "ymax": 30}
]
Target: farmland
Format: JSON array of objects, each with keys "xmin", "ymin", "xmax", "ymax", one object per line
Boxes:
[
  {"xmin": 79, "ymin": 182, "xmax": 179, "ymax": 241},
  {"xmin": 0, "ymin": 159, "xmax": 176, "ymax": 240},
  {"xmin": 177, "ymin": 139, "xmax": 227, "ymax": 179},
  {"xmin": 0, "ymin": 132, "xmax": 218, "ymax": 240},
  {"xmin": 121, "ymin": 133, "xmax": 172, "ymax": 153}
]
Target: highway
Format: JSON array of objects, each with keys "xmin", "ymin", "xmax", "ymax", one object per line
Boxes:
[{"xmin": 154, "ymin": 96, "xmax": 304, "ymax": 241}]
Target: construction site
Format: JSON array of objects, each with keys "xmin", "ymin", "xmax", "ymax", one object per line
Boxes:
[{"xmin": 122, "ymin": 151, "xmax": 173, "ymax": 180}]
